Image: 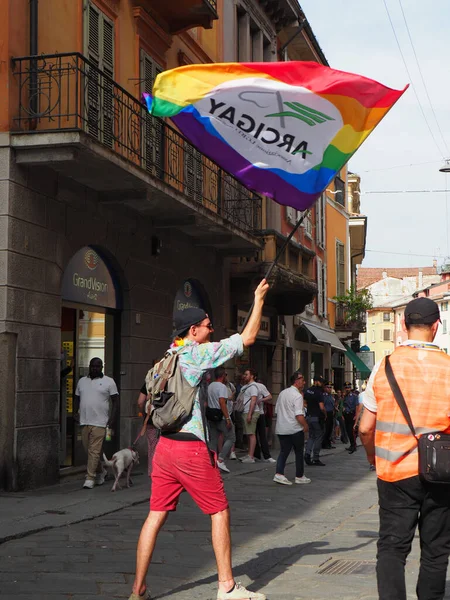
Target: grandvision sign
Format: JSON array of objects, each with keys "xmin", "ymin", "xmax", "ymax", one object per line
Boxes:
[{"xmin": 62, "ymin": 247, "xmax": 119, "ymax": 309}]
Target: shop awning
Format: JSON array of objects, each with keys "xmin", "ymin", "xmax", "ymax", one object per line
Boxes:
[
  {"xmin": 344, "ymin": 343, "xmax": 372, "ymax": 378},
  {"xmin": 301, "ymin": 321, "xmax": 346, "ymax": 351}
]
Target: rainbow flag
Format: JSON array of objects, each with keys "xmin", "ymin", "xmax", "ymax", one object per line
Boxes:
[{"xmin": 143, "ymin": 62, "xmax": 407, "ymax": 210}]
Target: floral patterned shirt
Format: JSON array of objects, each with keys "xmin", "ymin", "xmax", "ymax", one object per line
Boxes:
[{"xmin": 175, "ymin": 333, "xmax": 244, "ymax": 441}]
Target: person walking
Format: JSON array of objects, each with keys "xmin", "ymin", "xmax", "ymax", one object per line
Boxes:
[
  {"xmin": 273, "ymin": 372, "xmax": 311, "ymax": 486},
  {"xmin": 74, "ymin": 357, "xmax": 119, "ymax": 489},
  {"xmin": 359, "ymin": 297, "xmax": 450, "ymax": 600},
  {"xmin": 239, "ymin": 368, "xmax": 261, "ymax": 464},
  {"xmin": 322, "ymin": 381, "xmax": 336, "ymax": 449},
  {"xmin": 129, "ymin": 279, "xmax": 269, "ymax": 600},
  {"xmin": 343, "ymin": 382, "xmax": 359, "ymax": 453},
  {"xmin": 207, "ymin": 367, "xmax": 236, "ymax": 473},
  {"xmin": 335, "ymin": 389, "xmax": 348, "ymax": 444},
  {"xmin": 253, "ymin": 380, "xmax": 276, "ymax": 463},
  {"xmin": 304, "ymin": 375, "xmax": 327, "ymax": 466}
]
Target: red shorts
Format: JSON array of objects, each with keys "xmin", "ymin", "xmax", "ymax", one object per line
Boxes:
[{"xmin": 150, "ymin": 436, "xmax": 229, "ymax": 515}]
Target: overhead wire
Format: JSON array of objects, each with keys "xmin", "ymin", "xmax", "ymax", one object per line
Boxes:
[
  {"xmin": 382, "ymin": 0, "xmax": 445, "ymax": 158},
  {"xmin": 361, "ymin": 160, "xmax": 441, "ymax": 172},
  {"xmin": 397, "ymin": 0, "xmax": 450, "ymax": 156}
]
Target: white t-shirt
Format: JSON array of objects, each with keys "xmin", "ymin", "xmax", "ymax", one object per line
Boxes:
[
  {"xmin": 255, "ymin": 382, "xmax": 270, "ymax": 413},
  {"xmin": 241, "ymin": 382, "xmax": 261, "ymax": 414},
  {"xmin": 208, "ymin": 381, "xmax": 229, "ymax": 409},
  {"xmin": 76, "ymin": 375, "xmax": 118, "ymax": 427},
  {"xmin": 226, "ymin": 381, "xmax": 236, "ymax": 414},
  {"xmin": 275, "ymin": 386, "xmax": 305, "ymax": 435}
]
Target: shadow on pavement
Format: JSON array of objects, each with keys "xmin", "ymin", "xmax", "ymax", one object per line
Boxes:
[{"xmin": 153, "ymin": 537, "xmax": 376, "ymax": 599}]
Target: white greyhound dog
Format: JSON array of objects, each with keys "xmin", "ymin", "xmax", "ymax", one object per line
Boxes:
[{"xmin": 103, "ymin": 448, "xmax": 139, "ymax": 492}]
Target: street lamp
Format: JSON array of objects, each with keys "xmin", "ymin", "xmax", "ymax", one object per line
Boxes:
[{"xmin": 439, "ymin": 159, "xmax": 450, "ymax": 173}]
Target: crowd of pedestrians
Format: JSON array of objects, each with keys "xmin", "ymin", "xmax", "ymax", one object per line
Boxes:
[{"xmin": 202, "ymin": 367, "xmax": 364, "ymax": 485}]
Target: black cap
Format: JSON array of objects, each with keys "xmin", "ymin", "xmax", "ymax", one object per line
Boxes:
[
  {"xmin": 344, "ymin": 382, "xmax": 352, "ymax": 388},
  {"xmin": 174, "ymin": 308, "xmax": 208, "ymax": 337},
  {"xmin": 404, "ymin": 297, "xmax": 440, "ymax": 326},
  {"xmin": 313, "ymin": 375, "xmax": 324, "ymax": 384}
]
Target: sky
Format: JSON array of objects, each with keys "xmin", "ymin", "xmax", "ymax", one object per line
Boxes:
[{"xmin": 300, "ymin": 0, "xmax": 450, "ymax": 268}]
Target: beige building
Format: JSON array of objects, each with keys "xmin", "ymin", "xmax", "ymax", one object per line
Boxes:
[{"xmin": 361, "ymin": 307, "xmax": 395, "ymax": 363}]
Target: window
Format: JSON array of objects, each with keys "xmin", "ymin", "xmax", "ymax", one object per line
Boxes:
[
  {"xmin": 336, "ymin": 240, "xmax": 345, "ymax": 296},
  {"xmin": 140, "ymin": 50, "xmax": 164, "ymax": 176},
  {"xmin": 184, "ymin": 142, "xmax": 204, "ymax": 201},
  {"xmin": 316, "ymin": 257, "xmax": 327, "ymax": 318},
  {"xmin": 383, "ymin": 329, "xmax": 391, "ymax": 341},
  {"xmin": 85, "ymin": 1, "xmax": 115, "ymax": 146},
  {"xmin": 371, "ymin": 330, "xmax": 376, "ymax": 343},
  {"xmin": 442, "ymin": 302, "xmax": 448, "ymax": 312},
  {"xmin": 300, "ymin": 209, "xmax": 312, "ymax": 237},
  {"xmin": 334, "ymin": 176, "xmax": 345, "ymax": 207},
  {"xmin": 383, "ymin": 312, "xmax": 390, "ymax": 322},
  {"xmin": 443, "ymin": 320, "xmax": 447, "ymax": 334},
  {"xmin": 286, "ymin": 206, "xmax": 297, "ymax": 226},
  {"xmin": 316, "ymin": 193, "xmax": 325, "ymax": 247}
]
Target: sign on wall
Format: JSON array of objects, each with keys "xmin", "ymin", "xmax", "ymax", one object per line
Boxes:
[
  {"xmin": 237, "ymin": 309, "xmax": 271, "ymax": 339},
  {"xmin": 173, "ymin": 278, "xmax": 213, "ymax": 324},
  {"xmin": 62, "ymin": 247, "xmax": 119, "ymax": 309}
]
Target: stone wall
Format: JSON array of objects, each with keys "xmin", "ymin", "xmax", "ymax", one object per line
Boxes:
[{"xmin": 0, "ymin": 141, "xmax": 229, "ymax": 489}]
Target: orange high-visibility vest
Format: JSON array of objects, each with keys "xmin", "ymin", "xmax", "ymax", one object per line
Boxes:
[{"xmin": 373, "ymin": 345, "xmax": 450, "ymax": 482}]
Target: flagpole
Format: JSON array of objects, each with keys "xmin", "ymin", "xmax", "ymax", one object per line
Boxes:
[{"xmin": 240, "ymin": 210, "xmax": 308, "ymax": 330}]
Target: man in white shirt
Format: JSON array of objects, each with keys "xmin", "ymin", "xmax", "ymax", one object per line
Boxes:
[
  {"xmin": 74, "ymin": 357, "xmax": 119, "ymax": 489},
  {"xmin": 207, "ymin": 367, "xmax": 236, "ymax": 473},
  {"xmin": 239, "ymin": 368, "xmax": 261, "ymax": 463},
  {"xmin": 273, "ymin": 372, "xmax": 310, "ymax": 486}
]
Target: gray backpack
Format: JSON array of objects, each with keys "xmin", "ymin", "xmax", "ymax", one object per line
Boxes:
[{"xmin": 143, "ymin": 350, "xmax": 197, "ymax": 432}]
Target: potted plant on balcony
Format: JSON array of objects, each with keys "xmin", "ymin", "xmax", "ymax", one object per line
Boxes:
[{"xmin": 334, "ymin": 286, "xmax": 373, "ymax": 327}]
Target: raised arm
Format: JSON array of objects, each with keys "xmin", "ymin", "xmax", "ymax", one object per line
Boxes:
[{"xmin": 241, "ymin": 279, "xmax": 269, "ymax": 347}]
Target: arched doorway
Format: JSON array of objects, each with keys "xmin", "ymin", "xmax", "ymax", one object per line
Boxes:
[{"xmin": 60, "ymin": 246, "xmax": 122, "ymax": 468}]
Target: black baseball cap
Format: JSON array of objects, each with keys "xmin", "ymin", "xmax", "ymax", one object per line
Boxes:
[
  {"xmin": 404, "ymin": 297, "xmax": 440, "ymax": 326},
  {"xmin": 313, "ymin": 375, "xmax": 324, "ymax": 384},
  {"xmin": 174, "ymin": 308, "xmax": 208, "ymax": 337}
]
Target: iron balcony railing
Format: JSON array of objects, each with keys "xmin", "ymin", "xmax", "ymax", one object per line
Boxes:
[
  {"xmin": 335, "ymin": 302, "xmax": 366, "ymax": 333},
  {"xmin": 12, "ymin": 52, "xmax": 261, "ymax": 233}
]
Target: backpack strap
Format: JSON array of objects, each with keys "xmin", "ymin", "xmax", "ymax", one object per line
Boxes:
[
  {"xmin": 199, "ymin": 374, "xmax": 215, "ymax": 467},
  {"xmin": 385, "ymin": 355, "xmax": 419, "ymax": 441}
]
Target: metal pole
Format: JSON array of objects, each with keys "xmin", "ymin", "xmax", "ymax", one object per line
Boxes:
[{"xmin": 241, "ymin": 211, "xmax": 308, "ymax": 330}]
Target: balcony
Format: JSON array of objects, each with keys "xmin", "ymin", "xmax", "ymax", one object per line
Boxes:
[
  {"xmin": 11, "ymin": 53, "xmax": 261, "ymax": 253},
  {"xmin": 231, "ymin": 232, "xmax": 317, "ymax": 315},
  {"xmin": 335, "ymin": 302, "xmax": 366, "ymax": 334},
  {"xmin": 133, "ymin": 0, "xmax": 218, "ymax": 34}
]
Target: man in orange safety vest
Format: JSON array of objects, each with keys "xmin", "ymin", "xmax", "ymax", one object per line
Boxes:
[{"xmin": 359, "ymin": 297, "xmax": 450, "ymax": 600}]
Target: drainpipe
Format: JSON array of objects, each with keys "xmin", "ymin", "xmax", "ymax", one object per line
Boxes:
[{"xmin": 30, "ymin": 0, "xmax": 38, "ymax": 117}]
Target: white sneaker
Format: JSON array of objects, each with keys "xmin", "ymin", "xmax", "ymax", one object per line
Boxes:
[
  {"xmin": 240, "ymin": 455, "xmax": 255, "ymax": 464},
  {"xmin": 217, "ymin": 461, "xmax": 230, "ymax": 473},
  {"xmin": 95, "ymin": 468, "xmax": 107, "ymax": 486},
  {"xmin": 217, "ymin": 582, "xmax": 266, "ymax": 599},
  {"xmin": 229, "ymin": 452, "xmax": 237, "ymax": 460},
  {"xmin": 83, "ymin": 479, "xmax": 94, "ymax": 489},
  {"xmin": 295, "ymin": 476, "xmax": 311, "ymax": 484},
  {"xmin": 273, "ymin": 473, "xmax": 292, "ymax": 485},
  {"xmin": 265, "ymin": 457, "xmax": 276, "ymax": 463}
]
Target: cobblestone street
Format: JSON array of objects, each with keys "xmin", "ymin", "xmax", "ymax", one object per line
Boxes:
[{"xmin": 0, "ymin": 446, "xmax": 445, "ymax": 599}]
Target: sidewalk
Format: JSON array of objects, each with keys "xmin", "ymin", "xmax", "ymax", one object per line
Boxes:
[
  {"xmin": 0, "ymin": 444, "xmax": 443, "ymax": 599},
  {"xmin": 0, "ymin": 446, "xmax": 300, "ymax": 543}
]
